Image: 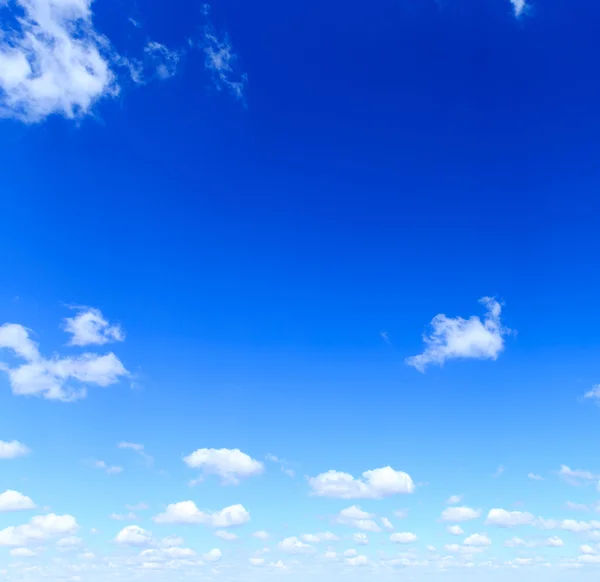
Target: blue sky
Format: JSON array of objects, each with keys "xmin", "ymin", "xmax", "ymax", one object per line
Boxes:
[{"xmin": 1, "ymin": 0, "xmax": 600, "ymax": 579}]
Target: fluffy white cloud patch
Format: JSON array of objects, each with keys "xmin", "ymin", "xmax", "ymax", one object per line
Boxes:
[
  {"xmin": 337, "ymin": 506, "xmax": 381, "ymax": 532},
  {"xmin": 0, "ymin": 0, "xmax": 119, "ymax": 122},
  {"xmin": 278, "ymin": 536, "xmax": 315, "ymax": 554},
  {"xmin": 252, "ymin": 530, "xmax": 269, "ymax": 540},
  {"xmin": 9, "ymin": 547, "xmax": 35, "ymax": 557},
  {"xmin": 0, "ymin": 513, "xmax": 78, "ymax": 546},
  {"xmin": 464, "ymin": 533, "xmax": 491, "ymax": 547},
  {"xmin": 406, "ymin": 297, "xmax": 509, "ymax": 372},
  {"xmin": 114, "ymin": 525, "xmax": 153, "ymax": 546},
  {"xmin": 153, "ymin": 501, "xmax": 250, "ymax": 528},
  {"xmin": 215, "ymin": 530, "xmax": 238, "ymax": 541},
  {"xmin": 0, "ymin": 440, "xmax": 30, "ymax": 459},
  {"xmin": 390, "ymin": 532, "xmax": 418, "ymax": 544},
  {"xmin": 183, "ymin": 448, "xmax": 263, "ymax": 485},
  {"xmin": 0, "ymin": 321, "xmax": 128, "ymax": 401},
  {"xmin": 63, "ymin": 307, "xmax": 124, "ymax": 346},
  {"xmin": 558, "ymin": 465, "xmax": 599, "ymax": 486},
  {"xmin": 308, "ymin": 466, "xmax": 414, "ymax": 499},
  {"xmin": 300, "ymin": 532, "xmax": 339, "ymax": 543},
  {"xmin": 440, "ymin": 506, "xmax": 482, "ymax": 523},
  {"xmin": 583, "ymin": 385, "xmax": 600, "ymax": 401},
  {"xmin": 353, "ymin": 533, "xmax": 369, "ymax": 545},
  {"xmin": 485, "ymin": 509, "xmax": 535, "ymax": 528},
  {"xmin": 0, "ymin": 490, "xmax": 35, "ymax": 512},
  {"xmin": 447, "ymin": 525, "xmax": 464, "ymax": 536},
  {"xmin": 91, "ymin": 459, "xmax": 123, "ymax": 475}
]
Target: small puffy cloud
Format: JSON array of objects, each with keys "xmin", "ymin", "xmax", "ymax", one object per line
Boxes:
[
  {"xmin": 56, "ymin": 536, "xmax": 82, "ymax": 549},
  {"xmin": 63, "ymin": 307, "xmax": 124, "ymax": 346},
  {"xmin": 203, "ymin": 548, "xmax": 222, "ymax": 562},
  {"xmin": 381, "ymin": 517, "xmax": 393, "ymax": 530},
  {"xmin": 9, "ymin": 547, "xmax": 35, "ymax": 557},
  {"xmin": 353, "ymin": 533, "xmax": 368, "ymax": 545},
  {"xmin": 0, "ymin": 0, "xmax": 119, "ymax": 122},
  {"xmin": 566, "ymin": 501, "xmax": 589, "ymax": 512},
  {"xmin": 579, "ymin": 554, "xmax": 600, "ymax": 565},
  {"xmin": 91, "ymin": 460, "xmax": 123, "ymax": 475},
  {"xmin": 446, "ymin": 495, "xmax": 463, "ymax": 505},
  {"xmin": 114, "ymin": 525, "xmax": 153, "ymax": 546},
  {"xmin": 308, "ymin": 466, "xmax": 414, "ymax": 499},
  {"xmin": 390, "ymin": 532, "xmax": 418, "ymax": 544},
  {"xmin": 560, "ymin": 519, "xmax": 597, "ymax": 533},
  {"xmin": 346, "ymin": 554, "xmax": 369, "ymax": 566},
  {"xmin": 584, "ymin": 385, "xmax": 600, "ymax": 401},
  {"xmin": 0, "ymin": 490, "xmax": 35, "ymax": 512},
  {"xmin": 485, "ymin": 509, "xmax": 535, "ymax": 528},
  {"xmin": 558, "ymin": 465, "xmax": 599, "ymax": 486},
  {"xmin": 447, "ymin": 525, "xmax": 464, "ymax": 536},
  {"xmin": 464, "ymin": 533, "xmax": 491, "ymax": 547},
  {"xmin": 0, "ymin": 513, "xmax": 78, "ymax": 546},
  {"xmin": 278, "ymin": 536, "xmax": 314, "ymax": 554},
  {"xmin": 337, "ymin": 506, "xmax": 381, "ymax": 532},
  {"xmin": 528, "ymin": 473, "xmax": 544, "ymax": 481},
  {"xmin": 183, "ymin": 448, "xmax": 263, "ymax": 485},
  {"xmin": 0, "ymin": 440, "xmax": 30, "ymax": 459},
  {"xmin": 202, "ymin": 21, "xmax": 247, "ymax": 100},
  {"xmin": 215, "ymin": 530, "xmax": 238, "ymax": 541},
  {"xmin": 153, "ymin": 501, "xmax": 250, "ymax": 528},
  {"xmin": 440, "ymin": 506, "xmax": 482, "ymax": 523},
  {"xmin": 252, "ymin": 530, "xmax": 269, "ymax": 540},
  {"xmin": 0, "ymin": 322, "xmax": 128, "ymax": 402},
  {"xmin": 406, "ymin": 297, "xmax": 509, "ymax": 372},
  {"xmin": 545, "ymin": 537, "xmax": 564, "ymax": 547},
  {"xmin": 580, "ymin": 544, "xmax": 596, "ymax": 555}
]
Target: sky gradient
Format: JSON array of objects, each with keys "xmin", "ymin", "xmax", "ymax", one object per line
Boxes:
[{"xmin": 1, "ymin": 0, "xmax": 600, "ymax": 580}]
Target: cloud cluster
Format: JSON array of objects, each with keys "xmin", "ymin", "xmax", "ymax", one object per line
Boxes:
[
  {"xmin": 0, "ymin": 513, "xmax": 78, "ymax": 546},
  {"xmin": 0, "ymin": 440, "xmax": 30, "ymax": 459},
  {"xmin": 0, "ymin": 490, "xmax": 35, "ymax": 512},
  {"xmin": 153, "ymin": 501, "xmax": 250, "ymax": 528},
  {"xmin": 406, "ymin": 297, "xmax": 509, "ymax": 372},
  {"xmin": 184, "ymin": 448, "xmax": 264, "ymax": 485},
  {"xmin": 0, "ymin": 309, "xmax": 128, "ymax": 401},
  {"xmin": 308, "ymin": 466, "xmax": 414, "ymax": 499},
  {"xmin": 63, "ymin": 307, "xmax": 124, "ymax": 346}
]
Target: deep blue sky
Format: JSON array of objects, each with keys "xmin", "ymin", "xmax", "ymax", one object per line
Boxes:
[{"xmin": 1, "ymin": 0, "xmax": 600, "ymax": 579}]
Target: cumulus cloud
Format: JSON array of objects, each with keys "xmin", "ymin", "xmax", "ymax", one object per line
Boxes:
[
  {"xmin": 0, "ymin": 440, "xmax": 30, "ymax": 459},
  {"xmin": 202, "ymin": 16, "xmax": 247, "ymax": 100},
  {"xmin": 440, "ymin": 506, "xmax": 482, "ymax": 523},
  {"xmin": 308, "ymin": 466, "xmax": 414, "ymax": 499},
  {"xmin": 406, "ymin": 297, "xmax": 509, "ymax": 372},
  {"xmin": 485, "ymin": 509, "xmax": 535, "ymax": 528},
  {"xmin": 278, "ymin": 537, "xmax": 315, "ymax": 554},
  {"xmin": 381, "ymin": 517, "xmax": 393, "ymax": 530},
  {"xmin": 300, "ymin": 532, "xmax": 339, "ymax": 543},
  {"xmin": 464, "ymin": 533, "xmax": 491, "ymax": 547},
  {"xmin": 252, "ymin": 530, "xmax": 269, "ymax": 540},
  {"xmin": 63, "ymin": 307, "xmax": 124, "ymax": 346},
  {"xmin": 114, "ymin": 525, "xmax": 153, "ymax": 546},
  {"xmin": 558, "ymin": 465, "xmax": 599, "ymax": 486},
  {"xmin": 0, "ymin": 0, "xmax": 119, "ymax": 122},
  {"xmin": 0, "ymin": 490, "xmax": 35, "ymax": 512},
  {"xmin": 447, "ymin": 525, "xmax": 464, "ymax": 536},
  {"xmin": 346, "ymin": 554, "xmax": 369, "ymax": 566},
  {"xmin": 153, "ymin": 501, "xmax": 250, "ymax": 528},
  {"xmin": 0, "ymin": 321, "xmax": 128, "ymax": 402},
  {"xmin": 390, "ymin": 532, "xmax": 418, "ymax": 544},
  {"xmin": 183, "ymin": 448, "xmax": 263, "ymax": 485},
  {"xmin": 446, "ymin": 495, "xmax": 463, "ymax": 505},
  {"xmin": 215, "ymin": 530, "xmax": 237, "ymax": 541},
  {"xmin": 0, "ymin": 513, "xmax": 78, "ymax": 546},
  {"xmin": 337, "ymin": 506, "xmax": 381, "ymax": 532}
]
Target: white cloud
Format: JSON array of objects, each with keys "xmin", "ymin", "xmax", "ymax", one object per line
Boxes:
[
  {"xmin": 278, "ymin": 536, "xmax": 314, "ymax": 554},
  {"xmin": 250, "ymin": 557, "xmax": 265, "ymax": 566},
  {"xmin": 337, "ymin": 506, "xmax": 381, "ymax": 532},
  {"xmin": 566, "ymin": 501, "xmax": 589, "ymax": 512},
  {"xmin": 56, "ymin": 535, "xmax": 82, "ymax": 549},
  {"xmin": 153, "ymin": 501, "xmax": 250, "ymax": 528},
  {"xmin": 440, "ymin": 506, "xmax": 482, "ymax": 523},
  {"xmin": 528, "ymin": 473, "xmax": 544, "ymax": 481},
  {"xmin": 509, "ymin": 0, "xmax": 527, "ymax": 18},
  {"xmin": 300, "ymin": 532, "xmax": 339, "ymax": 543},
  {"xmin": 126, "ymin": 502, "xmax": 149, "ymax": 511},
  {"xmin": 381, "ymin": 517, "xmax": 393, "ymax": 530},
  {"xmin": 115, "ymin": 525, "xmax": 153, "ymax": 546},
  {"xmin": 144, "ymin": 42, "xmax": 181, "ymax": 80},
  {"xmin": 202, "ymin": 21, "xmax": 247, "ymax": 100},
  {"xmin": 580, "ymin": 544, "xmax": 596, "ymax": 555},
  {"xmin": 0, "ymin": 440, "xmax": 30, "ymax": 459},
  {"xmin": 183, "ymin": 448, "xmax": 264, "ymax": 485},
  {"xmin": 0, "ymin": 513, "xmax": 78, "ymax": 546},
  {"xmin": 559, "ymin": 465, "xmax": 599, "ymax": 486},
  {"xmin": 0, "ymin": 322, "xmax": 128, "ymax": 401},
  {"xmin": 353, "ymin": 533, "xmax": 368, "ymax": 545},
  {"xmin": 91, "ymin": 459, "xmax": 123, "ymax": 475},
  {"xmin": 390, "ymin": 532, "xmax": 417, "ymax": 544},
  {"xmin": 0, "ymin": 0, "xmax": 119, "ymax": 122},
  {"xmin": 203, "ymin": 548, "xmax": 222, "ymax": 562},
  {"xmin": 110, "ymin": 512, "xmax": 136, "ymax": 521},
  {"xmin": 9, "ymin": 547, "xmax": 35, "ymax": 557},
  {"xmin": 464, "ymin": 533, "xmax": 491, "ymax": 547},
  {"xmin": 485, "ymin": 509, "xmax": 535, "ymax": 527},
  {"xmin": 346, "ymin": 554, "xmax": 369, "ymax": 566},
  {"xmin": 0, "ymin": 490, "xmax": 35, "ymax": 512},
  {"xmin": 406, "ymin": 297, "xmax": 509, "ymax": 372},
  {"xmin": 215, "ymin": 530, "xmax": 238, "ymax": 541},
  {"xmin": 308, "ymin": 466, "xmax": 414, "ymax": 499},
  {"xmin": 118, "ymin": 442, "xmax": 153, "ymax": 466},
  {"xmin": 252, "ymin": 530, "xmax": 269, "ymax": 540},
  {"xmin": 447, "ymin": 525, "xmax": 464, "ymax": 536},
  {"xmin": 545, "ymin": 536, "xmax": 564, "ymax": 547},
  {"xmin": 446, "ymin": 495, "xmax": 463, "ymax": 505},
  {"xmin": 63, "ymin": 307, "xmax": 124, "ymax": 346},
  {"xmin": 584, "ymin": 385, "xmax": 600, "ymax": 401}
]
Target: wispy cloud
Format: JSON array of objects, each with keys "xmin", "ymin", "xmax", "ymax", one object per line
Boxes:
[
  {"xmin": 493, "ymin": 465, "xmax": 505, "ymax": 479},
  {"xmin": 528, "ymin": 473, "xmax": 544, "ymax": 481},
  {"xmin": 406, "ymin": 297, "xmax": 510, "ymax": 372},
  {"xmin": 117, "ymin": 442, "xmax": 154, "ymax": 467},
  {"xmin": 144, "ymin": 42, "xmax": 182, "ymax": 80},
  {"xmin": 509, "ymin": 0, "xmax": 528, "ymax": 18},
  {"xmin": 201, "ymin": 5, "xmax": 247, "ymax": 101},
  {"xmin": 90, "ymin": 459, "xmax": 123, "ymax": 475}
]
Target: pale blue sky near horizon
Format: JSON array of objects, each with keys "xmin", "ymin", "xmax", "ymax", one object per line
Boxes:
[{"xmin": 1, "ymin": 0, "xmax": 600, "ymax": 579}]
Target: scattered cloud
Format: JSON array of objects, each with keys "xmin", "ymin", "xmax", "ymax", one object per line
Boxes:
[
  {"xmin": 252, "ymin": 530, "xmax": 269, "ymax": 540},
  {"xmin": 509, "ymin": 0, "xmax": 528, "ymax": 18},
  {"xmin": 440, "ymin": 506, "xmax": 482, "ymax": 523},
  {"xmin": 528, "ymin": 473, "xmax": 544, "ymax": 481},
  {"xmin": 583, "ymin": 385, "xmax": 600, "ymax": 401},
  {"xmin": 215, "ymin": 530, "xmax": 238, "ymax": 541},
  {"xmin": 381, "ymin": 517, "xmax": 394, "ymax": 530},
  {"xmin": 300, "ymin": 532, "xmax": 339, "ymax": 543},
  {"xmin": 153, "ymin": 501, "xmax": 250, "ymax": 528},
  {"xmin": 337, "ymin": 506, "xmax": 381, "ymax": 532},
  {"xmin": 202, "ymin": 15, "xmax": 247, "ymax": 100},
  {"xmin": 446, "ymin": 495, "xmax": 463, "ymax": 505},
  {"xmin": 0, "ymin": 514, "xmax": 78, "ymax": 546},
  {"xmin": 183, "ymin": 448, "xmax": 264, "ymax": 485},
  {"xmin": 118, "ymin": 442, "xmax": 153, "ymax": 466},
  {"xmin": 0, "ymin": 440, "xmax": 30, "ymax": 459},
  {"xmin": 0, "ymin": 0, "xmax": 119, "ymax": 122},
  {"xmin": 114, "ymin": 525, "xmax": 153, "ymax": 546},
  {"xmin": 90, "ymin": 459, "xmax": 123, "ymax": 475},
  {"xmin": 464, "ymin": 533, "xmax": 492, "ymax": 547},
  {"xmin": 485, "ymin": 509, "xmax": 535, "ymax": 527},
  {"xmin": 0, "ymin": 320, "xmax": 128, "ymax": 402},
  {"xmin": 0, "ymin": 490, "xmax": 35, "ymax": 512},
  {"xmin": 63, "ymin": 307, "xmax": 124, "ymax": 346},
  {"xmin": 144, "ymin": 42, "xmax": 181, "ymax": 80},
  {"xmin": 353, "ymin": 533, "xmax": 369, "ymax": 545},
  {"xmin": 278, "ymin": 536, "xmax": 315, "ymax": 554},
  {"xmin": 390, "ymin": 532, "xmax": 418, "ymax": 544},
  {"xmin": 566, "ymin": 502, "xmax": 589, "ymax": 512},
  {"xmin": 308, "ymin": 466, "xmax": 414, "ymax": 499},
  {"xmin": 406, "ymin": 297, "xmax": 510, "ymax": 372},
  {"xmin": 447, "ymin": 525, "xmax": 464, "ymax": 536},
  {"xmin": 265, "ymin": 454, "xmax": 295, "ymax": 478},
  {"xmin": 558, "ymin": 465, "xmax": 599, "ymax": 487}
]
